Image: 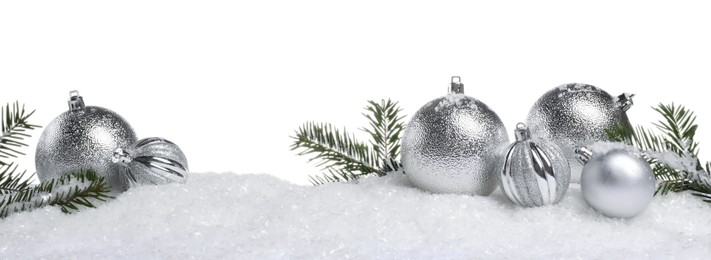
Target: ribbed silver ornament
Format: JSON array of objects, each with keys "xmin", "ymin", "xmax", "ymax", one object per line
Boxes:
[
  {"xmin": 526, "ymin": 83, "xmax": 634, "ymax": 183},
  {"xmin": 576, "ymin": 147, "xmax": 656, "ymax": 218},
  {"xmin": 113, "ymin": 137, "xmax": 189, "ymax": 187},
  {"xmin": 401, "ymin": 77, "xmax": 509, "ymax": 195},
  {"xmin": 499, "ymin": 123, "xmax": 570, "ymax": 207},
  {"xmin": 35, "ymin": 91, "xmax": 137, "ymax": 192}
]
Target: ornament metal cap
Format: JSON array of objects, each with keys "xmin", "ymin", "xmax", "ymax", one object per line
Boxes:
[
  {"xmin": 67, "ymin": 90, "xmax": 86, "ymax": 111},
  {"xmin": 112, "ymin": 148, "xmax": 133, "ymax": 164},
  {"xmin": 617, "ymin": 93, "xmax": 635, "ymax": 112},
  {"xmin": 449, "ymin": 76, "xmax": 464, "ymax": 94},
  {"xmin": 575, "ymin": 147, "xmax": 593, "ymax": 164},
  {"xmin": 514, "ymin": 123, "xmax": 530, "ymax": 141}
]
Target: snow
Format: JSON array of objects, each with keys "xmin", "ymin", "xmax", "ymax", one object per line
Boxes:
[
  {"xmin": 1, "ymin": 172, "xmax": 711, "ymax": 259},
  {"xmin": 588, "ymin": 141, "xmax": 638, "ymax": 154},
  {"xmin": 434, "ymin": 94, "xmax": 481, "ymax": 112},
  {"xmin": 556, "ymin": 83, "xmax": 601, "ymax": 98},
  {"xmin": 647, "ymin": 142, "xmax": 711, "ymax": 186}
]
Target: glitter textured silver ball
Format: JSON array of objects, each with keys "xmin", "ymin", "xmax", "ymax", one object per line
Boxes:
[
  {"xmin": 113, "ymin": 137, "xmax": 189, "ymax": 187},
  {"xmin": 526, "ymin": 83, "xmax": 634, "ymax": 183},
  {"xmin": 401, "ymin": 77, "xmax": 509, "ymax": 195},
  {"xmin": 499, "ymin": 123, "xmax": 570, "ymax": 207},
  {"xmin": 35, "ymin": 91, "xmax": 137, "ymax": 192},
  {"xmin": 576, "ymin": 147, "xmax": 656, "ymax": 218}
]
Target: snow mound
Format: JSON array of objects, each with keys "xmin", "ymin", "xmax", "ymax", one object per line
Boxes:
[{"xmin": 1, "ymin": 173, "xmax": 710, "ymax": 259}]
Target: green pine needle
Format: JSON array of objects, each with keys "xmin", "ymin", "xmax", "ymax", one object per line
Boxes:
[
  {"xmin": 307, "ymin": 168, "xmax": 361, "ymax": 186},
  {"xmin": 0, "ymin": 102, "xmax": 41, "ymax": 166},
  {"xmin": 291, "ymin": 99, "xmax": 406, "ymax": 185},
  {"xmin": 0, "ymin": 169, "xmax": 113, "ymax": 218},
  {"xmin": 291, "ymin": 122, "xmax": 380, "ymax": 177},
  {"xmin": 606, "ymin": 103, "xmax": 711, "ymax": 202},
  {"xmin": 0, "ymin": 163, "xmax": 35, "ymax": 195},
  {"xmin": 362, "ymin": 99, "xmax": 405, "ymax": 173}
]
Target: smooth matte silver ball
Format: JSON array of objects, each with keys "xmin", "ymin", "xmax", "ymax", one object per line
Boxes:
[
  {"xmin": 35, "ymin": 92, "xmax": 137, "ymax": 192},
  {"xmin": 113, "ymin": 137, "xmax": 189, "ymax": 187},
  {"xmin": 402, "ymin": 94, "xmax": 508, "ymax": 195},
  {"xmin": 500, "ymin": 123, "xmax": 570, "ymax": 207},
  {"xmin": 527, "ymin": 83, "xmax": 633, "ymax": 183},
  {"xmin": 577, "ymin": 148, "xmax": 655, "ymax": 218}
]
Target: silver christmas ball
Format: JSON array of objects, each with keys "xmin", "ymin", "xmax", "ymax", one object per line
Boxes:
[
  {"xmin": 500, "ymin": 123, "xmax": 570, "ymax": 207},
  {"xmin": 35, "ymin": 91, "xmax": 137, "ymax": 192},
  {"xmin": 576, "ymin": 147, "xmax": 656, "ymax": 218},
  {"xmin": 526, "ymin": 83, "xmax": 634, "ymax": 183},
  {"xmin": 401, "ymin": 77, "xmax": 509, "ymax": 195},
  {"xmin": 113, "ymin": 137, "xmax": 189, "ymax": 187}
]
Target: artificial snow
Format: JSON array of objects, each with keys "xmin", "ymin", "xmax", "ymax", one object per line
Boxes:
[
  {"xmin": 648, "ymin": 145, "xmax": 711, "ymax": 186},
  {"xmin": 434, "ymin": 94, "xmax": 481, "ymax": 112},
  {"xmin": 588, "ymin": 141, "xmax": 637, "ymax": 154},
  {"xmin": 1, "ymin": 172, "xmax": 710, "ymax": 259},
  {"xmin": 556, "ymin": 83, "xmax": 600, "ymax": 98}
]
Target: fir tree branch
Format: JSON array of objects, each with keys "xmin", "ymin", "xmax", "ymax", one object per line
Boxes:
[
  {"xmin": 362, "ymin": 99, "xmax": 405, "ymax": 173},
  {"xmin": 291, "ymin": 122, "xmax": 380, "ymax": 176},
  {"xmin": 291, "ymin": 99, "xmax": 406, "ymax": 185},
  {"xmin": 0, "ymin": 102, "xmax": 40, "ymax": 166},
  {"xmin": 308, "ymin": 168, "xmax": 362, "ymax": 186},
  {"xmin": 606, "ymin": 103, "xmax": 711, "ymax": 201},
  {"xmin": 0, "ymin": 169, "xmax": 112, "ymax": 218},
  {"xmin": 0, "ymin": 163, "xmax": 34, "ymax": 195},
  {"xmin": 651, "ymin": 104, "xmax": 699, "ymax": 156}
]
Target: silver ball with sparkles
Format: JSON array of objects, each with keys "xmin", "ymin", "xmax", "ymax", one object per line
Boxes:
[
  {"xmin": 526, "ymin": 83, "xmax": 634, "ymax": 183},
  {"xmin": 576, "ymin": 147, "xmax": 656, "ymax": 218},
  {"xmin": 500, "ymin": 123, "xmax": 570, "ymax": 207},
  {"xmin": 401, "ymin": 76, "xmax": 509, "ymax": 195},
  {"xmin": 113, "ymin": 137, "xmax": 189, "ymax": 187},
  {"xmin": 35, "ymin": 91, "xmax": 137, "ymax": 192}
]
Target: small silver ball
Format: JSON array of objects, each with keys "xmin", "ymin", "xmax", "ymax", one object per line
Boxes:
[
  {"xmin": 579, "ymin": 148, "xmax": 655, "ymax": 218},
  {"xmin": 402, "ymin": 94, "xmax": 508, "ymax": 195},
  {"xmin": 36, "ymin": 94, "xmax": 137, "ymax": 192},
  {"xmin": 527, "ymin": 83, "xmax": 633, "ymax": 183}
]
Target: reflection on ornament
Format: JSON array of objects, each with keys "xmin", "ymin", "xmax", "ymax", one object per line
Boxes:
[
  {"xmin": 401, "ymin": 76, "xmax": 509, "ymax": 195},
  {"xmin": 500, "ymin": 123, "xmax": 570, "ymax": 207},
  {"xmin": 527, "ymin": 83, "xmax": 634, "ymax": 183},
  {"xmin": 576, "ymin": 147, "xmax": 655, "ymax": 218},
  {"xmin": 113, "ymin": 137, "xmax": 189, "ymax": 187},
  {"xmin": 35, "ymin": 91, "xmax": 137, "ymax": 192}
]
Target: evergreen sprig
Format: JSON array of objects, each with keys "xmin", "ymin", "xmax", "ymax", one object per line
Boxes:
[
  {"xmin": 606, "ymin": 103, "xmax": 711, "ymax": 202},
  {"xmin": 362, "ymin": 99, "xmax": 405, "ymax": 173},
  {"xmin": 292, "ymin": 122, "xmax": 379, "ymax": 182},
  {"xmin": 291, "ymin": 99, "xmax": 406, "ymax": 185},
  {"xmin": 0, "ymin": 169, "xmax": 113, "ymax": 218},
  {"xmin": 0, "ymin": 163, "xmax": 34, "ymax": 195},
  {"xmin": 0, "ymin": 102, "xmax": 40, "ymax": 165}
]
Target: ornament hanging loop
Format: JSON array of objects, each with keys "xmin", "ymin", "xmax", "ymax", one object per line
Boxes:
[
  {"xmin": 617, "ymin": 93, "xmax": 635, "ymax": 112},
  {"xmin": 575, "ymin": 147, "xmax": 593, "ymax": 164},
  {"xmin": 514, "ymin": 123, "xmax": 530, "ymax": 141},
  {"xmin": 112, "ymin": 147, "xmax": 133, "ymax": 165},
  {"xmin": 68, "ymin": 90, "xmax": 86, "ymax": 111},
  {"xmin": 449, "ymin": 76, "xmax": 464, "ymax": 94}
]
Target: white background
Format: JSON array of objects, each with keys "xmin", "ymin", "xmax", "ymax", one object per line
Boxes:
[{"xmin": 1, "ymin": 0, "xmax": 709, "ymax": 185}]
